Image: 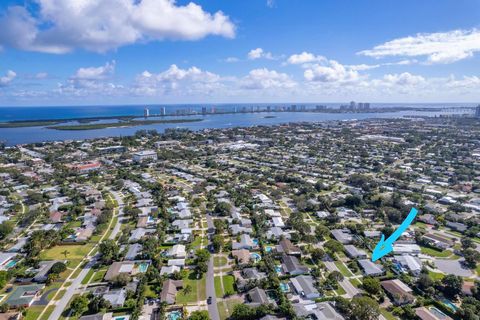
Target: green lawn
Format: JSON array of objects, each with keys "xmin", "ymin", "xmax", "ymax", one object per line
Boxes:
[
  {"xmin": 215, "ymin": 275, "xmax": 236, "ymax": 297},
  {"xmin": 40, "ymin": 244, "xmax": 94, "ymax": 260},
  {"xmin": 91, "ymin": 267, "xmax": 108, "ymax": 283},
  {"xmin": 223, "ymin": 275, "xmax": 235, "ymax": 295},
  {"xmin": 218, "ymin": 298, "xmax": 242, "ymax": 320},
  {"xmin": 54, "ymin": 289, "xmax": 66, "ymax": 301},
  {"xmin": 335, "ymin": 285, "xmax": 346, "ymax": 295},
  {"xmin": 145, "ymin": 285, "xmax": 158, "ymax": 299},
  {"xmin": 334, "ymin": 261, "xmax": 353, "ymax": 277},
  {"xmin": 214, "ymin": 256, "xmax": 228, "ymax": 267},
  {"xmin": 81, "ymin": 268, "xmax": 95, "ymax": 284},
  {"xmin": 350, "ymin": 278, "xmax": 362, "ymax": 287},
  {"xmin": 381, "ymin": 309, "xmax": 397, "ymax": 320},
  {"xmin": 25, "ymin": 305, "xmax": 45, "ymax": 320},
  {"xmin": 420, "ymin": 246, "xmax": 453, "ymax": 258},
  {"xmin": 176, "ymin": 271, "xmax": 206, "ymax": 304},
  {"xmin": 214, "ymin": 276, "xmax": 223, "ymax": 297},
  {"xmin": 428, "ymin": 270, "xmax": 445, "ymax": 280},
  {"xmin": 39, "ymin": 305, "xmax": 56, "ymax": 320}
]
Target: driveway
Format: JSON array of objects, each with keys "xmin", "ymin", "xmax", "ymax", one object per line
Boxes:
[{"xmin": 434, "ymin": 258, "xmax": 473, "ymax": 277}]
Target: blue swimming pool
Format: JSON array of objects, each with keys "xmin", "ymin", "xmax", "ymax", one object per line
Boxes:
[
  {"xmin": 5, "ymin": 260, "xmax": 16, "ymax": 269},
  {"xmin": 429, "ymin": 307, "xmax": 450, "ymax": 319},
  {"xmin": 167, "ymin": 310, "xmax": 182, "ymax": 320},
  {"xmin": 137, "ymin": 262, "xmax": 149, "ymax": 273},
  {"xmin": 441, "ymin": 299, "xmax": 458, "ymax": 312},
  {"xmin": 265, "ymin": 246, "xmax": 273, "ymax": 253},
  {"xmin": 250, "ymin": 252, "xmax": 261, "ymax": 262},
  {"xmin": 253, "ymin": 239, "xmax": 259, "ymax": 246},
  {"xmin": 280, "ymin": 283, "xmax": 289, "ymax": 292},
  {"xmin": 275, "ymin": 265, "xmax": 282, "ymax": 273}
]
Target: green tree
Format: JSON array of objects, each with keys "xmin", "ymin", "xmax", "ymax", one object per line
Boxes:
[
  {"xmin": 211, "ymin": 235, "xmax": 224, "ymax": 253},
  {"xmin": 99, "ymin": 239, "xmax": 119, "ymax": 263},
  {"xmin": 50, "ymin": 262, "xmax": 67, "ymax": 274},
  {"xmin": 362, "ymin": 277, "xmax": 381, "ymax": 296},
  {"xmin": 189, "ymin": 310, "xmax": 210, "ymax": 320},
  {"xmin": 324, "ymin": 239, "xmax": 344, "ymax": 254},
  {"xmin": 441, "ymin": 274, "xmax": 463, "ymax": 298},
  {"xmin": 70, "ymin": 295, "xmax": 89, "ymax": 316},
  {"xmin": 350, "ymin": 296, "xmax": 380, "ymax": 320}
]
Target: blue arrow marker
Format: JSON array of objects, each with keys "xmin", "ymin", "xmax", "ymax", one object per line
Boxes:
[{"xmin": 371, "ymin": 207, "xmax": 418, "ymax": 262}]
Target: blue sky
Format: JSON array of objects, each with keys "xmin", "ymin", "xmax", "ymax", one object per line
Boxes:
[{"xmin": 0, "ymin": 0, "xmax": 479, "ymax": 105}]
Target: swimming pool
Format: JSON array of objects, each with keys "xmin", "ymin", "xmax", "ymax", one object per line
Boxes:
[
  {"xmin": 253, "ymin": 239, "xmax": 259, "ymax": 246},
  {"xmin": 280, "ymin": 283, "xmax": 290, "ymax": 292},
  {"xmin": 5, "ymin": 260, "xmax": 16, "ymax": 269},
  {"xmin": 167, "ymin": 310, "xmax": 182, "ymax": 320},
  {"xmin": 250, "ymin": 252, "xmax": 261, "ymax": 262},
  {"xmin": 441, "ymin": 299, "xmax": 458, "ymax": 312},
  {"xmin": 429, "ymin": 307, "xmax": 450, "ymax": 319},
  {"xmin": 137, "ymin": 262, "xmax": 149, "ymax": 273},
  {"xmin": 265, "ymin": 246, "xmax": 273, "ymax": 253},
  {"xmin": 275, "ymin": 265, "xmax": 282, "ymax": 273}
]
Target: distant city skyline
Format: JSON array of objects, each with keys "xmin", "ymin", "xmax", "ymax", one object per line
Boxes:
[{"xmin": 0, "ymin": 0, "xmax": 480, "ymax": 105}]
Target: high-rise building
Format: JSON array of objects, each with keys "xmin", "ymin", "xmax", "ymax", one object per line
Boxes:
[
  {"xmin": 210, "ymin": 106, "xmax": 216, "ymax": 114},
  {"xmin": 161, "ymin": 107, "xmax": 166, "ymax": 116},
  {"xmin": 144, "ymin": 107, "xmax": 150, "ymax": 118},
  {"xmin": 291, "ymin": 105, "xmax": 297, "ymax": 112},
  {"xmin": 476, "ymin": 105, "xmax": 480, "ymax": 118},
  {"xmin": 364, "ymin": 103, "xmax": 371, "ymax": 110},
  {"xmin": 202, "ymin": 107, "xmax": 207, "ymax": 115},
  {"xmin": 350, "ymin": 101, "xmax": 356, "ymax": 109}
]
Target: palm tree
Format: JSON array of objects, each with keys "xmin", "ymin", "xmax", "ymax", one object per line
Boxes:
[
  {"xmin": 62, "ymin": 250, "xmax": 70, "ymax": 259},
  {"xmin": 183, "ymin": 284, "xmax": 192, "ymax": 296}
]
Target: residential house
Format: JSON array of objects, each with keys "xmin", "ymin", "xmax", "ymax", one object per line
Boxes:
[
  {"xmin": 232, "ymin": 234, "xmax": 256, "ymax": 250},
  {"xmin": 276, "ymin": 239, "xmax": 302, "ymax": 256},
  {"xmin": 160, "ymin": 279, "xmax": 183, "ymax": 305},
  {"xmin": 393, "ymin": 255, "xmax": 422, "ymax": 276},
  {"xmin": 293, "ymin": 302, "xmax": 344, "ymax": 319},
  {"xmin": 344, "ymin": 245, "xmax": 367, "ymax": 259},
  {"xmin": 331, "ymin": 229, "xmax": 353, "ymax": 244},
  {"xmin": 232, "ymin": 249, "xmax": 251, "ymax": 266},
  {"xmin": 5, "ymin": 284, "xmax": 44, "ymax": 308},
  {"xmin": 381, "ymin": 279, "xmax": 415, "ymax": 305},
  {"xmin": 358, "ymin": 259, "xmax": 385, "ymax": 276},
  {"xmin": 282, "ymin": 255, "xmax": 308, "ymax": 275},
  {"xmin": 290, "ymin": 276, "xmax": 320, "ymax": 300},
  {"xmin": 103, "ymin": 288, "xmax": 126, "ymax": 308},
  {"xmin": 246, "ymin": 287, "xmax": 275, "ymax": 307}
]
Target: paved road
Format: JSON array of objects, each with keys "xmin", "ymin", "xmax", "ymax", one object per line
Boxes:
[
  {"xmin": 324, "ymin": 261, "xmax": 360, "ymax": 298},
  {"xmin": 339, "ymin": 278, "xmax": 360, "ymax": 298},
  {"xmin": 206, "ymin": 255, "xmax": 220, "ymax": 320},
  {"xmin": 47, "ymin": 190, "xmax": 124, "ymax": 320},
  {"xmin": 110, "ymin": 191, "xmax": 125, "ymax": 240},
  {"xmin": 48, "ymin": 255, "xmax": 100, "ymax": 319}
]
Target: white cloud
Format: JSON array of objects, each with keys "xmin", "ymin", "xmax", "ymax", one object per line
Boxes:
[
  {"xmin": 240, "ymin": 68, "xmax": 296, "ymax": 90},
  {"xmin": 35, "ymin": 72, "xmax": 49, "ymax": 79},
  {"xmin": 381, "ymin": 72, "xmax": 426, "ymax": 86},
  {"xmin": 287, "ymin": 52, "xmax": 325, "ymax": 65},
  {"xmin": 224, "ymin": 57, "xmax": 239, "ymax": 63},
  {"xmin": 248, "ymin": 48, "xmax": 274, "ymax": 60},
  {"xmin": 72, "ymin": 61, "xmax": 115, "ymax": 80},
  {"xmin": 0, "ymin": 70, "xmax": 16, "ymax": 87},
  {"xmin": 133, "ymin": 64, "xmax": 222, "ymax": 96},
  {"xmin": 304, "ymin": 60, "xmax": 361, "ymax": 83},
  {"xmin": 0, "ymin": 0, "xmax": 235, "ymax": 53},
  {"xmin": 359, "ymin": 29, "xmax": 480, "ymax": 64},
  {"xmin": 266, "ymin": 0, "xmax": 275, "ymax": 8}
]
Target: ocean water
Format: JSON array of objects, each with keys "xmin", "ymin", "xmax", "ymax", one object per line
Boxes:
[{"xmin": 0, "ymin": 104, "xmax": 473, "ymax": 146}]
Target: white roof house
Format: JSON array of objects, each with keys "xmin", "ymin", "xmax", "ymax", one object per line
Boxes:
[{"xmin": 167, "ymin": 244, "xmax": 186, "ymax": 258}]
